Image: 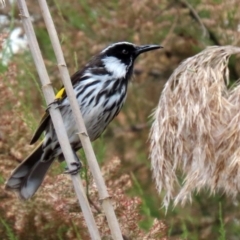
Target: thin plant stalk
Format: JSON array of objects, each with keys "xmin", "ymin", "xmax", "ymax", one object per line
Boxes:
[
  {"xmin": 0, "ymin": 0, "xmax": 5, "ymax": 8},
  {"xmin": 37, "ymin": 0, "xmax": 123, "ymax": 239},
  {"xmin": 16, "ymin": 0, "xmax": 101, "ymax": 239}
]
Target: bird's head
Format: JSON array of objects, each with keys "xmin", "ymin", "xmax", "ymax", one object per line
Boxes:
[{"xmin": 98, "ymin": 42, "xmax": 162, "ymax": 79}]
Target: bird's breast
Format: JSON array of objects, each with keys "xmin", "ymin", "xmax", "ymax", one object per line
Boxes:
[{"xmin": 60, "ymin": 78, "xmax": 128, "ymax": 141}]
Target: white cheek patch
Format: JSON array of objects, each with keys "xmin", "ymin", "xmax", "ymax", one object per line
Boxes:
[{"xmin": 102, "ymin": 56, "xmax": 127, "ymax": 79}]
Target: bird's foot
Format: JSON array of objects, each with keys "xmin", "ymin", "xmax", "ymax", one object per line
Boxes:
[{"xmin": 64, "ymin": 161, "xmax": 82, "ymax": 175}]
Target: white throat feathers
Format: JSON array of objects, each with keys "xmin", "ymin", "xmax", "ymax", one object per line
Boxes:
[{"xmin": 102, "ymin": 56, "xmax": 128, "ymax": 79}]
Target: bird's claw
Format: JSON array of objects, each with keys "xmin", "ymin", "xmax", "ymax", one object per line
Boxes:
[{"xmin": 64, "ymin": 161, "xmax": 82, "ymax": 175}]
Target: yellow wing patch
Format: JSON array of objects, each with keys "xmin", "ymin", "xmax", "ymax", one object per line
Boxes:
[{"xmin": 55, "ymin": 87, "xmax": 65, "ymax": 99}]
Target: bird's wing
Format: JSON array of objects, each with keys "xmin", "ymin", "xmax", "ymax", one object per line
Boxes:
[
  {"xmin": 29, "ymin": 67, "xmax": 88, "ymax": 145},
  {"xmin": 30, "ymin": 66, "xmax": 85, "ymax": 144},
  {"xmin": 29, "ymin": 86, "xmax": 68, "ymax": 145},
  {"xmin": 29, "ymin": 111, "xmax": 50, "ymax": 144}
]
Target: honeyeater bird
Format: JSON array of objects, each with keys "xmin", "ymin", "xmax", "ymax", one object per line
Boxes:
[{"xmin": 5, "ymin": 41, "xmax": 162, "ymax": 199}]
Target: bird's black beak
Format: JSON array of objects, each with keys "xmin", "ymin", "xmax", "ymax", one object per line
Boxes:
[{"xmin": 135, "ymin": 45, "xmax": 163, "ymax": 56}]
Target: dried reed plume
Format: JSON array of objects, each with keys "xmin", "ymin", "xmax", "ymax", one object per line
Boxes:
[{"xmin": 150, "ymin": 46, "xmax": 240, "ymax": 209}]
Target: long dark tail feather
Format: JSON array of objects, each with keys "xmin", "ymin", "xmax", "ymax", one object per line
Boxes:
[{"xmin": 5, "ymin": 142, "xmax": 54, "ymax": 200}]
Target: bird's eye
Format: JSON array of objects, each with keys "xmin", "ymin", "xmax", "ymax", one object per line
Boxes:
[{"xmin": 122, "ymin": 49, "xmax": 128, "ymax": 55}]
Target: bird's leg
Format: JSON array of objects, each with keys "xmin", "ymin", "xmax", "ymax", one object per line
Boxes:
[{"xmin": 64, "ymin": 151, "xmax": 82, "ymax": 175}]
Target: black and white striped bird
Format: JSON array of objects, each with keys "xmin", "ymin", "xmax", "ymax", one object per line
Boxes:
[{"xmin": 6, "ymin": 41, "xmax": 162, "ymax": 199}]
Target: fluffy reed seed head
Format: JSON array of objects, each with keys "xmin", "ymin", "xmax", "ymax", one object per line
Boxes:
[{"xmin": 149, "ymin": 46, "xmax": 240, "ymax": 209}]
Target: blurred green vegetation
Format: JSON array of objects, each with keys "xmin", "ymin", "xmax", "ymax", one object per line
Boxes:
[{"xmin": 1, "ymin": 0, "xmax": 240, "ymax": 239}]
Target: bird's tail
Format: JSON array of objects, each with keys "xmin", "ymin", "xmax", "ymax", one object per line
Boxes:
[{"xmin": 5, "ymin": 142, "xmax": 55, "ymax": 200}]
